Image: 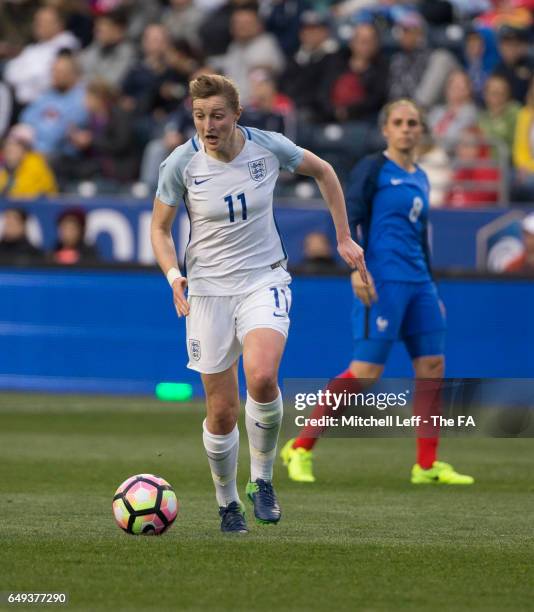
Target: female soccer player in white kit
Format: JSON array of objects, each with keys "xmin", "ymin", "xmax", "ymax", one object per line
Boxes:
[{"xmin": 151, "ymin": 74, "xmax": 367, "ymax": 533}]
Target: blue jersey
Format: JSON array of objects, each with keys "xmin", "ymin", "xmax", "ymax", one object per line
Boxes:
[{"xmin": 346, "ymin": 153, "xmax": 432, "ymax": 282}]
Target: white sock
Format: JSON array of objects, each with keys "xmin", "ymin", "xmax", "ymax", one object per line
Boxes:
[
  {"xmin": 245, "ymin": 389, "xmax": 283, "ymax": 482},
  {"xmin": 202, "ymin": 420, "xmax": 240, "ymax": 508}
]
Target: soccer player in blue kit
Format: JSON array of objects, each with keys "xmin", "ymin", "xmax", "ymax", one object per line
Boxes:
[{"xmin": 282, "ymin": 99, "xmax": 474, "ymax": 486}]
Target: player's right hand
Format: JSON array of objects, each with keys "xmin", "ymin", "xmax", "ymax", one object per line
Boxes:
[
  {"xmin": 171, "ymin": 277, "xmax": 190, "ymax": 317},
  {"xmin": 351, "ymin": 270, "xmax": 377, "ymax": 306}
]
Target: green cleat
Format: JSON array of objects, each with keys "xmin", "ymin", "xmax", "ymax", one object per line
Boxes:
[
  {"xmin": 411, "ymin": 461, "xmax": 475, "ymax": 485},
  {"xmin": 280, "ymin": 438, "xmax": 316, "ymax": 483}
]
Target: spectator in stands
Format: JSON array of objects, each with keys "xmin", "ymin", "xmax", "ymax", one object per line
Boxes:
[
  {"xmin": 89, "ymin": 0, "xmax": 123, "ymax": 14},
  {"xmin": 417, "ymin": 126, "xmax": 452, "ymax": 208},
  {"xmin": 332, "ymin": 0, "xmax": 374, "ymax": 18},
  {"xmin": 197, "ymin": 0, "xmax": 254, "ymax": 57},
  {"xmin": 139, "ymin": 65, "xmax": 219, "ymax": 190},
  {"xmin": 328, "ymin": 22, "xmax": 389, "ymax": 124},
  {"xmin": 262, "ymin": 0, "xmax": 304, "ymax": 56},
  {"xmin": 279, "ymin": 10, "xmax": 339, "ymax": 123},
  {"xmin": 51, "ymin": 207, "xmax": 100, "ymax": 264},
  {"xmin": 418, "ymin": 0, "xmax": 455, "ymax": 25},
  {"xmin": 0, "ymin": 124, "xmax": 58, "ymax": 198},
  {"xmin": 476, "ymin": 0, "xmax": 532, "ymax": 31},
  {"xmin": 58, "ymin": 79, "xmax": 139, "ymax": 185},
  {"xmin": 79, "ymin": 8, "xmax": 135, "ymax": 88},
  {"xmin": 388, "ymin": 10, "xmax": 457, "ymax": 109},
  {"xmin": 504, "ymin": 213, "xmax": 534, "ymax": 274},
  {"xmin": 4, "ymin": 5, "xmax": 79, "ymax": 106},
  {"xmin": 47, "ymin": 0, "xmax": 94, "ymax": 48},
  {"xmin": 152, "ymin": 39, "xmax": 202, "ymax": 118},
  {"xmin": 139, "ymin": 101, "xmax": 194, "ymax": 191},
  {"xmin": 445, "ymin": 127, "xmax": 501, "ymax": 208},
  {"xmin": 428, "ymin": 70, "xmax": 478, "ymax": 153},
  {"xmin": 126, "ymin": 0, "xmax": 164, "ymax": 43},
  {"xmin": 512, "ymin": 75, "xmax": 534, "ymax": 201},
  {"xmin": 121, "ymin": 23, "xmax": 171, "ymax": 118},
  {"xmin": 161, "ymin": 0, "xmax": 204, "ymax": 49},
  {"xmin": 445, "ymin": 0, "xmax": 498, "ymax": 21},
  {"xmin": 478, "ymin": 73, "xmax": 520, "ymax": 159},
  {"xmin": 292, "ymin": 231, "xmax": 341, "ymax": 274},
  {"xmin": 20, "ymin": 51, "xmax": 88, "ymax": 158},
  {"xmin": 463, "ymin": 26, "xmax": 501, "ymax": 104},
  {"xmin": 0, "ymin": 0, "xmax": 39, "ymax": 61},
  {"xmin": 240, "ymin": 68, "xmax": 295, "ymax": 136},
  {"xmin": 0, "ymin": 208, "xmax": 43, "ymax": 263},
  {"xmin": 493, "ymin": 26, "xmax": 534, "ymax": 103},
  {"xmin": 195, "ymin": 0, "xmax": 227, "ymax": 8},
  {"xmin": 213, "ymin": 6, "xmax": 285, "ymax": 104}
]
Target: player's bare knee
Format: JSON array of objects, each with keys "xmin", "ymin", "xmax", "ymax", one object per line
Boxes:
[
  {"xmin": 415, "ymin": 356, "xmax": 445, "ymax": 379},
  {"xmin": 246, "ymin": 368, "xmax": 278, "ymax": 402},
  {"xmin": 350, "ymin": 361, "xmax": 383, "ymax": 384}
]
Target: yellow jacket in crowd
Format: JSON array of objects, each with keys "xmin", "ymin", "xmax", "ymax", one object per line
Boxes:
[
  {"xmin": 0, "ymin": 151, "xmax": 58, "ymax": 198},
  {"xmin": 513, "ymin": 106, "xmax": 534, "ymax": 173}
]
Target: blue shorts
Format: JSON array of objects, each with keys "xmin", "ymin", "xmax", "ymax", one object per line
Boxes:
[{"xmin": 352, "ymin": 280, "xmax": 446, "ymax": 364}]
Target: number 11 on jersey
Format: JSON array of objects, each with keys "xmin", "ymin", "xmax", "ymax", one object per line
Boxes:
[{"xmin": 224, "ymin": 193, "xmax": 247, "ymax": 223}]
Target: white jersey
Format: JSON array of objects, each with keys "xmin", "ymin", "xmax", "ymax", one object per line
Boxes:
[{"xmin": 156, "ymin": 126, "xmax": 304, "ymax": 296}]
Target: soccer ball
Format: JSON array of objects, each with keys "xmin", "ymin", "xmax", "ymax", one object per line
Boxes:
[{"xmin": 112, "ymin": 474, "xmax": 178, "ymax": 535}]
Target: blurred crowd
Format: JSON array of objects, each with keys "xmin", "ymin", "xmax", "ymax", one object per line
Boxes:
[
  {"xmin": 1, "ymin": 0, "xmax": 534, "ymax": 208},
  {"xmin": 0, "ymin": 205, "xmax": 100, "ymax": 264}
]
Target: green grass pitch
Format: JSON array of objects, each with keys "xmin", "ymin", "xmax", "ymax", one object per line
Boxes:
[{"xmin": 1, "ymin": 392, "xmax": 534, "ymax": 611}]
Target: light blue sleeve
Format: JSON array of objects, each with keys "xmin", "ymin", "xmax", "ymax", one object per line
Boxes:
[
  {"xmin": 155, "ymin": 142, "xmax": 196, "ymax": 206},
  {"xmin": 246, "ymin": 127, "xmax": 304, "ymax": 172}
]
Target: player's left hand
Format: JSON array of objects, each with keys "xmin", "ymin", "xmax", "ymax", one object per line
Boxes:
[{"xmin": 337, "ymin": 237, "xmax": 369, "ymax": 285}]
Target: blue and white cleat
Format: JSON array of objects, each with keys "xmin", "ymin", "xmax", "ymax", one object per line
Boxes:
[
  {"xmin": 219, "ymin": 501, "xmax": 248, "ymax": 534},
  {"xmin": 246, "ymin": 479, "xmax": 281, "ymax": 525}
]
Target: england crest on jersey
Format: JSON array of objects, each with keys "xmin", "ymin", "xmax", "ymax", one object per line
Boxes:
[{"xmin": 248, "ymin": 158, "xmax": 267, "ymax": 182}]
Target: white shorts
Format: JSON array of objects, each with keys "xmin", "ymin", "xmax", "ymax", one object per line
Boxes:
[{"xmin": 186, "ymin": 283, "xmax": 292, "ymax": 374}]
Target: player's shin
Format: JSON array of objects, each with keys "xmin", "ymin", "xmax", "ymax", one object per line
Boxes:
[
  {"xmin": 293, "ymin": 369, "xmax": 364, "ymax": 450},
  {"xmin": 245, "ymin": 390, "xmax": 283, "ymax": 482},
  {"xmin": 413, "ymin": 379, "xmax": 442, "ymax": 469},
  {"xmin": 202, "ymin": 420, "xmax": 241, "ymax": 507}
]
